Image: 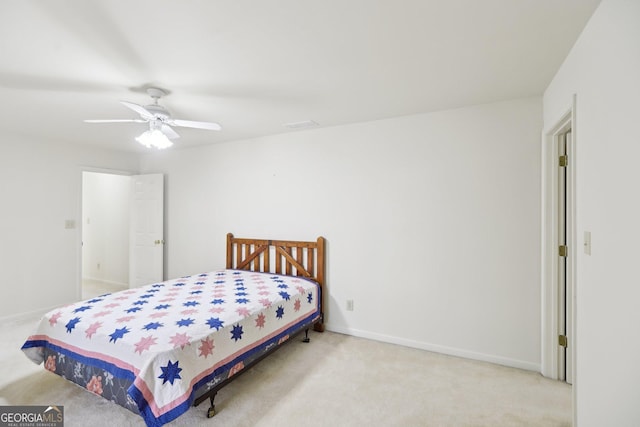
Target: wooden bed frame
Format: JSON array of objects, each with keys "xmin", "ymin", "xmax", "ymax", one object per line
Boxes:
[
  {"xmin": 226, "ymin": 233, "xmax": 325, "ymax": 332},
  {"xmin": 194, "ymin": 233, "xmax": 326, "ymax": 417}
]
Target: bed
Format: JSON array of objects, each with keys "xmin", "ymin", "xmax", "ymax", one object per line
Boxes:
[{"xmin": 21, "ymin": 233, "xmax": 325, "ymax": 427}]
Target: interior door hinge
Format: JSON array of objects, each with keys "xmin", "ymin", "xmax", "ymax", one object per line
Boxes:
[
  {"xmin": 559, "ymin": 335, "xmax": 568, "ymax": 348},
  {"xmin": 559, "ymin": 155, "xmax": 568, "ymax": 167},
  {"xmin": 559, "ymin": 245, "xmax": 568, "ymax": 257}
]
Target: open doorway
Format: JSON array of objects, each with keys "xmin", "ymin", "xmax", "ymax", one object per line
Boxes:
[
  {"xmin": 542, "ymin": 97, "xmax": 576, "ymax": 392},
  {"xmin": 81, "ymin": 171, "xmax": 131, "ymax": 299}
]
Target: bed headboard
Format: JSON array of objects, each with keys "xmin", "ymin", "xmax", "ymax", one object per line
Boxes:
[{"xmin": 226, "ymin": 233, "xmax": 326, "ymax": 331}]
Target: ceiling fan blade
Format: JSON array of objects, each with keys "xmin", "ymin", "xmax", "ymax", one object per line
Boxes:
[
  {"xmin": 120, "ymin": 100, "xmax": 153, "ymax": 119},
  {"xmin": 161, "ymin": 124, "xmax": 180, "ymax": 139},
  {"xmin": 84, "ymin": 119, "xmax": 146, "ymax": 123},
  {"xmin": 171, "ymin": 119, "xmax": 222, "ymax": 131}
]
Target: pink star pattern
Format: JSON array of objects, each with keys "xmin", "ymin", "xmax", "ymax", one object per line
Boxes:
[
  {"xmin": 134, "ymin": 336, "xmax": 158, "ymax": 354},
  {"xmin": 93, "ymin": 310, "xmax": 113, "ymax": 318},
  {"xmin": 259, "ymin": 298, "xmax": 272, "ymax": 307},
  {"xmin": 117, "ymin": 315, "xmax": 136, "ymax": 323},
  {"xmin": 294, "ymin": 299, "xmax": 301, "ymax": 312},
  {"xmin": 149, "ymin": 312, "xmax": 169, "ymax": 319},
  {"xmin": 255, "ymin": 313, "xmax": 266, "ymax": 329},
  {"xmin": 49, "ymin": 312, "xmax": 62, "ymax": 326},
  {"xmin": 236, "ymin": 307, "xmax": 251, "ymax": 317},
  {"xmin": 209, "ymin": 307, "xmax": 224, "ymax": 314},
  {"xmin": 169, "ymin": 332, "xmax": 191, "ymax": 350},
  {"xmin": 198, "ymin": 337, "xmax": 214, "ymax": 358},
  {"xmin": 85, "ymin": 321, "xmax": 103, "ymax": 339}
]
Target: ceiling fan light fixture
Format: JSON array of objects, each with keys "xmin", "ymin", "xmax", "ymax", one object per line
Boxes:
[{"xmin": 135, "ymin": 129, "xmax": 173, "ymax": 149}]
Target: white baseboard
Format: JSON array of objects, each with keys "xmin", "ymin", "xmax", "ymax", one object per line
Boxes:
[
  {"xmin": 0, "ymin": 304, "xmax": 61, "ymax": 324},
  {"xmin": 325, "ymin": 323, "xmax": 541, "ymax": 373},
  {"xmin": 83, "ymin": 277, "xmax": 128, "ymax": 288}
]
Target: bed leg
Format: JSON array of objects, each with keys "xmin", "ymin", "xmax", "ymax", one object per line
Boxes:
[
  {"xmin": 207, "ymin": 392, "xmax": 217, "ymax": 418},
  {"xmin": 302, "ymin": 328, "xmax": 310, "ymax": 343}
]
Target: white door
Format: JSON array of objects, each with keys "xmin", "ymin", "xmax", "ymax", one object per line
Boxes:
[{"xmin": 129, "ymin": 174, "xmax": 164, "ymax": 287}]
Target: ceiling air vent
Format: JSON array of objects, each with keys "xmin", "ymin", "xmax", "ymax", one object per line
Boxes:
[{"xmin": 283, "ymin": 120, "xmax": 319, "ymax": 129}]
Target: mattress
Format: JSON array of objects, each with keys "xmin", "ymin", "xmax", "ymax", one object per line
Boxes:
[{"xmin": 22, "ymin": 269, "xmax": 320, "ymax": 427}]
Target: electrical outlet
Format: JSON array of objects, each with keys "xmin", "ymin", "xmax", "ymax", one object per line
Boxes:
[{"xmin": 346, "ymin": 299, "xmax": 354, "ymax": 311}]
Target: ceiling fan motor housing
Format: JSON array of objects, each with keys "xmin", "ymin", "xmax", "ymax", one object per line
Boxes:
[{"xmin": 144, "ymin": 104, "xmax": 170, "ymax": 120}]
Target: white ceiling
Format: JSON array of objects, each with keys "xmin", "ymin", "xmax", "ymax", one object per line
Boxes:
[{"xmin": 0, "ymin": 0, "xmax": 600, "ymax": 153}]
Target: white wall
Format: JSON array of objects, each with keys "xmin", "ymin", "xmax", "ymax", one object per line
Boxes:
[
  {"xmin": 82, "ymin": 172, "xmax": 130, "ymax": 286},
  {"xmin": 0, "ymin": 136, "xmax": 139, "ymax": 320},
  {"xmin": 543, "ymin": 0, "xmax": 640, "ymax": 425},
  {"xmin": 141, "ymin": 96, "xmax": 543, "ymax": 370}
]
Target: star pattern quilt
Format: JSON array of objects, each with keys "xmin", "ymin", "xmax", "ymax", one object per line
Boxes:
[{"xmin": 22, "ymin": 269, "xmax": 320, "ymax": 427}]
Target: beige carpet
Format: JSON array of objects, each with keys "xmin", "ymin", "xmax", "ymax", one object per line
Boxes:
[{"xmin": 1, "ymin": 290, "xmax": 571, "ymax": 426}]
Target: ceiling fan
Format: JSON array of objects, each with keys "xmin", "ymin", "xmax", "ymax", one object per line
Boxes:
[{"xmin": 84, "ymin": 87, "xmax": 221, "ymax": 149}]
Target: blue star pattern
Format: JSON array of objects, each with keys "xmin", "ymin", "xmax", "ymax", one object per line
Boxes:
[
  {"xmin": 279, "ymin": 291, "xmax": 290, "ymax": 301},
  {"xmin": 276, "ymin": 306, "xmax": 285, "ymax": 319},
  {"xmin": 230, "ymin": 324, "xmax": 243, "ymax": 341},
  {"xmin": 73, "ymin": 305, "xmax": 92, "ymax": 313},
  {"xmin": 236, "ymin": 298, "xmax": 250, "ymax": 304},
  {"xmin": 211, "ymin": 299, "xmax": 225, "ymax": 305},
  {"xmin": 183, "ymin": 301, "xmax": 199, "ymax": 307},
  {"xmin": 155, "ymin": 304, "xmax": 171, "ymax": 310},
  {"xmin": 65, "ymin": 317, "xmax": 81, "ymax": 333},
  {"xmin": 158, "ymin": 360, "xmax": 182, "ymax": 385},
  {"xmin": 109, "ymin": 327, "xmax": 130, "ymax": 343},
  {"xmin": 206, "ymin": 317, "xmax": 224, "ymax": 330},
  {"xmin": 143, "ymin": 322, "xmax": 164, "ymax": 330},
  {"xmin": 307, "ymin": 292, "xmax": 313, "ymax": 303},
  {"xmin": 176, "ymin": 318, "xmax": 195, "ymax": 328},
  {"xmin": 126, "ymin": 307, "xmax": 142, "ymax": 313}
]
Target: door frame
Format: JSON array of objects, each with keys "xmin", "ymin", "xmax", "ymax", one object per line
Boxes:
[
  {"xmin": 78, "ymin": 167, "xmax": 135, "ymax": 300},
  {"xmin": 541, "ymin": 95, "xmax": 577, "ymax": 390}
]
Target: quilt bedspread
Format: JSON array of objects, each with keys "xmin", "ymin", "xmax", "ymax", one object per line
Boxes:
[{"xmin": 22, "ymin": 269, "xmax": 320, "ymax": 426}]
